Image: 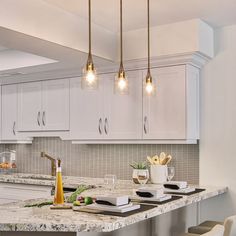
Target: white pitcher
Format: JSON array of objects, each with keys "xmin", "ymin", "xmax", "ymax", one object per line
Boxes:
[{"xmin": 150, "ymin": 165, "xmax": 167, "ymax": 184}]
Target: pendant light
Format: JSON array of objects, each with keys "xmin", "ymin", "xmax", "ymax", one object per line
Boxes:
[
  {"xmin": 114, "ymin": 0, "xmax": 129, "ymax": 94},
  {"xmin": 144, "ymin": 0, "xmax": 155, "ymax": 95},
  {"xmin": 81, "ymin": 0, "xmax": 98, "ymax": 90}
]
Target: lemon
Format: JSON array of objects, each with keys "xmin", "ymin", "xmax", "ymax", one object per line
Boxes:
[{"xmin": 73, "ymin": 200, "xmax": 81, "ymax": 206}]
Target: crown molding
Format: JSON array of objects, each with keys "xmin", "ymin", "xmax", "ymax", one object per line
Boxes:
[
  {"xmin": 97, "ymin": 51, "xmax": 211, "ymax": 74},
  {"xmin": 130, "ymin": 52, "xmax": 210, "ymax": 69},
  {"xmin": 0, "ymin": 52, "xmax": 210, "ymax": 85}
]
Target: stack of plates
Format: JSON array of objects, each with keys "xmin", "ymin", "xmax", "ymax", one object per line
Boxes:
[
  {"xmin": 86, "ymin": 202, "xmax": 140, "ymax": 213},
  {"xmin": 132, "ymin": 187, "xmax": 172, "ymax": 202},
  {"xmin": 163, "ymin": 181, "xmax": 195, "ymax": 193},
  {"xmin": 86, "ymin": 195, "xmax": 140, "ymax": 213}
]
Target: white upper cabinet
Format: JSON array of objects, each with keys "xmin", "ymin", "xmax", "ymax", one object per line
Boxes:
[
  {"xmin": 70, "ymin": 77, "xmax": 104, "ymax": 140},
  {"xmin": 104, "ymin": 71, "xmax": 143, "ymax": 140},
  {"xmin": 42, "ymin": 79, "xmax": 69, "ymax": 131},
  {"xmin": 71, "ymin": 65, "xmax": 199, "ymax": 143},
  {"xmin": 2, "ymin": 84, "xmax": 18, "ymax": 140},
  {"xmin": 18, "ymin": 81, "xmax": 42, "ymax": 131},
  {"xmin": 18, "ymin": 79, "xmax": 69, "ymax": 132},
  {"xmin": 1, "ymin": 64, "xmax": 198, "ymax": 143},
  {"xmin": 0, "ymin": 87, "xmax": 1, "ymax": 139},
  {"xmin": 143, "ymin": 65, "xmax": 199, "ymax": 141},
  {"xmin": 70, "ymin": 71, "xmax": 143, "ymax": 141}
]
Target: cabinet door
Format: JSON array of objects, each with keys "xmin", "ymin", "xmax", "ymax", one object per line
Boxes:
[
  {"xmin": 70, "ymin": 77, "xmax": 104, "ymax": 140},
  {"xmin": 104, "ymin": 71, "xmax": 143, "ymax": 139},
  {"xmin": 42, "ymin": 79, "xmax": 69, "ymax": 131},
  {"xmin": 18, "ymin": 82, "xmax": 42, "ymax": 131},
  {"xmin": 143, "ymin": 65, "xmax": 186, "ymax": 139},
  {"xmin": 2, "ymin": 84, "xmax": 18, "ymax": 140}
]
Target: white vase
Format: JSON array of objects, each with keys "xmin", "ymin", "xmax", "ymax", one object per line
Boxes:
[{"xmin": 150, "ymin": 165, "xmax": 167, "ymax": 184}]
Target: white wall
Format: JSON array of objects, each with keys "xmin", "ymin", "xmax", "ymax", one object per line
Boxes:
[
  {"xmin": 200, "ymin": 24, "xmax": 236, "ymax": 221},
  {"xmin": 124, "ymin": 19, "xmax": 214, "ymax": 60}
]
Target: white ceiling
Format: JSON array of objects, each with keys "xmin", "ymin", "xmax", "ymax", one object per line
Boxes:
[
  {"xmin": 1, "ymin": 0, "xmax": 235, "ymax": 81},
  {"xmin": 43, "ymin": 0, "xmax": 236, "ymax": 32},
  {"xmin": 0, "ymin": 44, "xmax": 57, "ymax": 73}
]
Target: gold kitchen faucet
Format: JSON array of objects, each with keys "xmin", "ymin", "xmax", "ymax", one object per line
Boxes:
[{"xmin": 40, "ymin": 152, "xmax": 57, "ymax": 176}]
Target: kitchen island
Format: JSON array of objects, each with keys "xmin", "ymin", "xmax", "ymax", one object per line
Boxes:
[{"xmin": 0, "ymin": 174, "xmax": 228, "ymax": 236}]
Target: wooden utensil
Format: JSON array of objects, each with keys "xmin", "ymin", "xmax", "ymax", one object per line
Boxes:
[{"xmin": 147, "ymin": 156, "xmax": 154, "ymax": 165}]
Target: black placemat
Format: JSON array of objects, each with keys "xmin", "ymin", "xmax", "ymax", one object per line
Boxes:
[
  {"xmin": 75, "ymin": 204, "xmax": 157, "ymax": 217},
  {"xmin": 165, "ymin": 188, "xmax": 206, "ymax": 196},
  {"xmin": 132, "ymin": 195, "xmax": 182, "ymax": 205}
]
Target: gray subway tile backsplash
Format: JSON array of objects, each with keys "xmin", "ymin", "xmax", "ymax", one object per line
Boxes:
[{"xmin": 2, "ymin": 137, "xmax": 199, "ymax": 184}]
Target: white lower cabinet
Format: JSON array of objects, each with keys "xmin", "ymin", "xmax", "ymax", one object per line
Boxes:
[
  {"xmin": 70, "ymin": 70, "xmax": 143, "ymax": 141},
  {"xmin": 0, "ymin": 183, "xmax": 51, "ymax": 204}
]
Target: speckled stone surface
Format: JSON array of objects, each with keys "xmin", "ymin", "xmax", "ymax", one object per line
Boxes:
[
  {"xmin": 0, "ymin": 173, "xmax": 131, "ymax": 189},
  {"xmin": 0, "ymin": 174, "xmax": 228, "ymax": 233}
]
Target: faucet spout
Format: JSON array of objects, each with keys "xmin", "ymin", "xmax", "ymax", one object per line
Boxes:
[{"xmin": 41, "ymin": 152, "xmax": 57, "ymax": 176}]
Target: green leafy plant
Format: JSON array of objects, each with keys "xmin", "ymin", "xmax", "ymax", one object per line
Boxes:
[
  {"xmin": 66, "ymin": 185, "xmax": 93, "ymax": 203},
  {"xmin": 130, "ymin": 161, "xmax": 148, "ymax": 169}
]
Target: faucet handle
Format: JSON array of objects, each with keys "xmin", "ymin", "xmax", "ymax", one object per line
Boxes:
[
  {"xmin": 57, "ymin": 159, "xmax": 61, "ymax": 167},
  {"xmin": 41, "ymin": 151, "xmax": 45, "ymax": 158}
]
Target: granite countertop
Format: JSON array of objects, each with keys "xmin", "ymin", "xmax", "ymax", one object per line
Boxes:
[
  {"xmin": 0, "ymin": 173, "xmax": 228, "ymax": 233},
  {"xmin": 0, "ymin": 173, "xmax": 109, "ymax": 188}
]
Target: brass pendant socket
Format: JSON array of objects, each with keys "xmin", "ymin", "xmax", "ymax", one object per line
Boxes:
[
  {"xmin": 146, "ymin": 71, "xmax": 152, "ymax": 83},
  {"xmin": 86, "ymin": 53, "xmax": 94, "ymax": 71},
  {"xmin": 118, "ymin": 64, "xmax": 126, "ymax": 79}
]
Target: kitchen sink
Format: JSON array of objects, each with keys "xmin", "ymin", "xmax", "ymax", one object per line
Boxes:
[
  {"xmin": 51, "ymin": 186, "xmax": 77, "ymax": 195},
  {"xmin": 21, "ymin": 176, "xmax": 55, "ymax": 181}
]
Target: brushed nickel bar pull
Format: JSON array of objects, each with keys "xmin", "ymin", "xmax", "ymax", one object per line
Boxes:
[
  {"xmin": 104, "ymin": 118, "xmax": 108, "ymax": 135},
  {"xmin": 13, "ymin": 121, "xmax": 16, "ymax": 135},
  {"xmin": 42, "ymin": 111, "xmax": 46, "ymax": 126},
  {"xmin": 98, "ymin": 118, "xmax": 102, "ymax": 134},
  {"xmin": 144, "ymin": 116, "xmax": 148, "ymax": 134},
  {"xmin": 37, "ymin": 111, "xmax": 41, "ymax": 126}
]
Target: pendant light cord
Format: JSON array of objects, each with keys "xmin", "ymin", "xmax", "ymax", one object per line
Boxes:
[
  {"xmin": 147, "ymin": 0, "xmax": 150, "ymax": 74},
  {"xmin": 120, "ymin": 0, "xmax": 124, "ymax": 71},
  {"xmin": 88, "ymin": 0, "xmax": 92, "ymax": 58}
]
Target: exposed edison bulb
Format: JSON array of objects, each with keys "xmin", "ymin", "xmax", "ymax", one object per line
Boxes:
[
  {"xmin": 82, "ymin": 62, "xmax": 98, "ymax": 90},
  {"xmin": 118, "ymin": 78, "xmax": 127, "ymax": 90},
  {"xmin": 145, "ymin": 80, "xmax": 154, "ymax": 94},
  {"xmin": 144, "ymin": 73, "xmax": 156, "ymax": 95},
  {"xmin": 115, "ymin": 70, "xmax": 129, "ymax": 95},
  {"xmin": 85, "ymin": 69, "xmax": 96, "ymax": 84}
]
